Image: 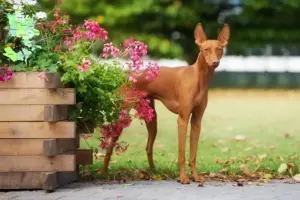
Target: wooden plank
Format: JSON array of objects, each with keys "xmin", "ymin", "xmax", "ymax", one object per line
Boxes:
[
  {"xmin": 0, "ymin": 155, "xmax": 76, "ymax": 172},
  {"xmin": 0, "ymin": 172, "xmax": 46, "ymax": 189},
  {"xmin": 44, "ymin": 105, "xmax": 69, "ymax": 122},
  {"xmin": 57, "ymin": 172, "xmax": 78, "ymax": 187},
  {"xmin": 43, "ymin": 139, "xmax": 76, "ymax": 156},
  {"xmin": 43, "ymin": 172, "xmax": 78, "ymax": 191},
  {"xmin": 0, "ymin": 172, "xmax": 78, "ymax": 190},
  {"xmin": 0, "ymin": 139, "xmax": 76, "ymax": 156},
  {"xmin": 0, "ymin": 72, "xmax": 62, "ymax": 89},
  {"xmin": 0, "ymin": 139, "xmax": 43, "ymax": 156},
  {"xmin": 43, "ymin": 172, "xmax": 57, "ymax": 191},
  {"xmin": 76, "ymin": 149, "xmax": 93, "ymax": 165},
  {"xmin": 0, "ymin": 105, "xmax": 44, "ymax": 121},
  {"xmin": 0, "ymin": 88, "xmax": 75, "ymax": 105},
  {"xmin": 0, "ymin": 122, "xmax": 75, "ymax": 139},
  {"xmin": 0, "ymin": 105, "xmax": 69, "ymax": 121}
]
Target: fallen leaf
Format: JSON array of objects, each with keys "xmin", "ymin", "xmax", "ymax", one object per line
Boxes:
[
  {"xmin": 256, "ymin": 182, "xmax": 264, "ymax": 186},
  {"xmin": 244, "ymin": 147, "xmax": 253, "ymax": 151},
  {"xmin": 263, "ymin": 174, "xmax": 273, "ymax": 179},
  {"xmin": 278, "ymin": 163, "xmax": 288, "ymax": 173},
  {"xmin": 248, "ymin": 182, "xmax": 252, "ymax": 185},
  {"xmin": 267, "ymin": 146, "xmax": 276, "ymax": 151},
  {"xmin": 95, "ymin": 152, "xmax": 105, "ymax": 158},
  {"xmin": 216, "ymin": 158, "xmax": 230, "ymax": 164},
  {"xmin": 293, "ymin": 174, "xmax": 300, "ymax": 183},
  {"xmin": 152, "ymin": 175, "xmax": 162, "ymax": 180},
  {"xmin": 288, "ymin": 163, "xmax": 295, "ymax": 170},
  {"xmin": 230, "ymin": 156, "xmax": 237, "ymax": 161},
  {"xmin": 235, "ymin": 135, "xmax": 248, "ymax": 141},
  {"xmin": 220, "ymin": 168, "xmax": 228, "ymax": 173},
  {"xmin": 258, "ymin": 154, "xmax": 267, "ymax": 161},
  {"xmin": 280, "ymin": 156, "xmax": 284, "ymax": 161},
  {"xmin": 288, "ymin": 163, "xmax": 295, "ymax": 176},
  {"xmin": 240, "ymin": 164, "xmax": 252, "ymax": 177},
  {"xmin": 218, "ymin": 139, "xmax": 226, "ymax": 144},
  {"xmin": 209, "ymin": 173, "xmax": 216, "ymax": 178},
  {"xmin": 290, "ymin": 155, "xmax": 298, "ymax": 160},
  {"xmin": 221, "ymin": 147, "xmax": 229, "ymax": 153}
]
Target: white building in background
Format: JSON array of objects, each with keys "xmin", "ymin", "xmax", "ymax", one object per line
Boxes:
[{"xmin": 149, "ymin": 56, "xmax": 300, "ymax": 73}]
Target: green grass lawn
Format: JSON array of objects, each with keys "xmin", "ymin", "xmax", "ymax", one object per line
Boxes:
[{"xmin": 80, "ymin": 89, "xmax": 300, "ymax": 181}]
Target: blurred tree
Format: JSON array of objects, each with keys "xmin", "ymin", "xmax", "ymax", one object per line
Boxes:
[{"xmin": 38, "ymin": 0, "xmax": 300, "ymax": 63}]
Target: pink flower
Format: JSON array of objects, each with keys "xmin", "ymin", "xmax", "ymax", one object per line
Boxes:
[
  {"xmin": 123, "ymin": 37, "xmax": 134, "ymax": 48},
  {"xmin": 77, "ymin": 58, "xmax": 92, "ymax": 72},
  {"xmin": 102, "ymin": 43, "xmax": 119, "ymax": 59},
  {"xmin": 145, "ymin": 62, "xmax": 160, "ymax": 80},
  {"xmin": 64, "ymin": 38, "xmax": 73, "ymax": 51},
  {"xmin": 84, "ymin": 20, "xmax": 108, "ymax": 41},
  {"xmin": 0, "ymin": 67, "xmax": 13, "ymax": 82}
]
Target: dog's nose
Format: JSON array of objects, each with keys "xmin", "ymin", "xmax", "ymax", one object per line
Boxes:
[{"xmin": 212, "ymin": 61, "xmax": 219, "ymax": 66}]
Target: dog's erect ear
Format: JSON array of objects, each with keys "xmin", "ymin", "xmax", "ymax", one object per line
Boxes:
[
  {"xmin": 218, "ymin": 23, "xmax": 230, "ymax": 46},
  {"xmin": 194, "ymin": 23, "xmax": 207, "ymax": 46}
]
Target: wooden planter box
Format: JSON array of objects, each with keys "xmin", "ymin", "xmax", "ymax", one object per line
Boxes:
[{"xmin": 0, "ymin": 72, "xmax": 93, "ymax": 191}]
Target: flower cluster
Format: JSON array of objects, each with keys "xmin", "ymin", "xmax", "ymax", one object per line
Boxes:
[
  {"xmin": 7, "ymin": 0, "xmax": 37, "ymax": 5},
  {"xmin": 99, "ymin": 90, "xmax": 155, "ymax": 152},
  {"xmin": 84, "ymin": 20, "xmax": 108, "ymax": 41},
  {"xmin": 77, "ymin": 58, "xmax": 92, "ymax": 72},
  {"xmin": 145, "ymin": 62, "xmax": 160, "ymax": 80},
  {"xmin": 102, "ymin": 43, "xmax": 120, "ymax": 59},
  {"xmin": 134, "ymin": 97, "xmax": 155, "ymax": 122},
  {"xmin": 97, "ymin": 37, "xmax": 160, "ymax": 152},
  {"xmin": 0, "ymin": 67, "xmax": 13, "ymax": 82},
  {"xmin": 100, "ymin": 117, "xmax": 132, "ymax": 150},
  {"xmin": 1, "ymin": 1, "xmax": 160, "ymax": 154}
]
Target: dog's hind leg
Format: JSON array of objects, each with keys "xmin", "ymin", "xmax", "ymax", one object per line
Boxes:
[
  {"xmin": 145, "ymin": 99, "xmax": 157, "ymax": 169},
  {"xmin": 102, "ymin": 133, "xmax": 121, "ymax": 174}
]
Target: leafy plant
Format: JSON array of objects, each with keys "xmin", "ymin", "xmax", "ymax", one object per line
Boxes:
[{"xmin": 1, "ymin": 0, "xmax": 160, "ymax": 152}]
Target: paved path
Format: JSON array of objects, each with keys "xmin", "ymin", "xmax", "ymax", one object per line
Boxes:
[{"xmin": 1, "ymin": 180, "xmax": 299, "ymax": 200}]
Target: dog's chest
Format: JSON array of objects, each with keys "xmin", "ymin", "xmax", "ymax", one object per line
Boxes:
[{"xmin": 192, "ymin": 91, "xmax": 206, "ymax": 106}]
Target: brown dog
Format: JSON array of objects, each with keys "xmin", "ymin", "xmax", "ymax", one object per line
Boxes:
[{"xmin": 103, "ymin": 23, "xmax": 230, "ymax": 184}]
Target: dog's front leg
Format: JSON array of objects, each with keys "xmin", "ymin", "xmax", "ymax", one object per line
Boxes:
[
  {"xmin": 189, "ymin": 96, "xmax": 207, "ymax": 182},
  {"xmin": 177, "ymin": 108, "xmax": 191, "ymax": 184}
]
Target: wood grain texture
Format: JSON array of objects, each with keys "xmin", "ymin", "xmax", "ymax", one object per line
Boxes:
[
  {"xmin": 0, "ymin": 88, "xmax": 75, "ymax": 105},
  {"xmin": 0, "ymin": 72, "xmax": 62, "ymax": 89},
  {"xmin": 0, "ymin": 172, "xmax": 78, "ymax": 190},
  {"xmin": 44, "ymin": 105, "xmax": 69, "ymax": 122},
  {"xmin": 0, "ymin": 105, "xmax": 69, "ymax": 121},
  {"xmin": 0, "ymin": 139, "xmax": 76, "ymax": 156},
  {"xmin": 43, "ymin": 139, "xmax": 76, "ymax": 156},
  {"xmin": 0, "ymin": 155, "xmax": 76, "ymax": 172},
  {"xmin": 0, "ymin": 105, "xmax": 44, "ymax": 121},
  {"xmin": 0, "ymin": 122, "xmax": 75, "ymax": 139}
]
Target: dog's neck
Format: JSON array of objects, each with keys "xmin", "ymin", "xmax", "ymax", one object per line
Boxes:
[{"xmin": 192, "ymin": 52, "xmax": 215, "ymax": 89}]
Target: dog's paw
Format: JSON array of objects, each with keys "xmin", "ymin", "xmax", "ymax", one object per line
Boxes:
[
  {"xmin": 191, "ymin": 174, "xmax": 205, "ymax": 183},
  {"xmin": 177, "ymin": 174, "xmax": 190, "ymax": 184}
]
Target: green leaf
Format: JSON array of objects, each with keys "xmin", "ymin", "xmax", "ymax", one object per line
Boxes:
[{"xmin": 3, "ymin": 47, "xmax": 18, "ymax": 62}]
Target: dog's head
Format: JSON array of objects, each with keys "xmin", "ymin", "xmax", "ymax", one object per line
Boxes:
[{"xmin": 194, "ymin": 23, "xmax": 230, "ymax": 69}]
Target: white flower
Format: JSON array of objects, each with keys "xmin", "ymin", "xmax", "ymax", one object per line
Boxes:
[
  {"xmin": 7, "ymin": 0, "xmax": 36, "ymax": 5},
  {"xmin": 7, "ymin": 0, "xmax": 22, "ymax": 5},
  {"xmin": 35, "ymin": 11, "xmax": 47, "ymax": 19},
  {"xmin": 21, "ymin": 0, "xmax": 37, "ymax": 5}
]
